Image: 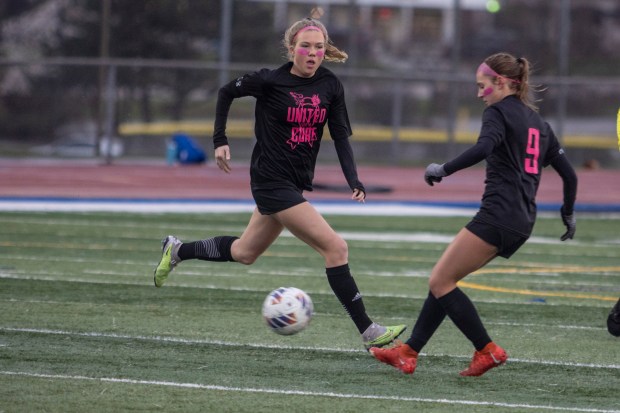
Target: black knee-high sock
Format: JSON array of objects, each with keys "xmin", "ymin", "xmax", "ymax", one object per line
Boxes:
[
  {"xmin": 326, "ymin": 264, "xmax": 372, "ymax": 333},
  {"xmin": 438, "ymin": 287, "xmax": 491, "ymax": 351},
  {"xmin": 406, "ymin": 291, "xmax": 447, "ymax": 353},
  {"xmin": 177, "ymin": 236, "xmax": 238, "ymax": 262}
]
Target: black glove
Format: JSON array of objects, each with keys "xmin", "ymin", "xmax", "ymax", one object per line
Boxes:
[
  {"xmin": 560, "ymin": 205, "xmax": 576, "ymax": 241},
  {"xmin": 424, "ymin": 163, "xmax": 446, "ymax": 186}
]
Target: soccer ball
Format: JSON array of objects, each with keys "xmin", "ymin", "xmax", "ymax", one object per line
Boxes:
[{"xmin": 262, "ymin": 287, "xmax": 313, "ymax": 335}]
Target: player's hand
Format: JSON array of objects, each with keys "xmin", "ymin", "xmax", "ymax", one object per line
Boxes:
[
  {"xmin": 352, "ymin": 187, "xmax": 366, "ymax": 203},
  {"xmin": 560, "ymin": 205, "xmax": 576, "ymax": 241},
  {"xmin": 424, "ymin": 163, "xmax": 446, "ymax": 186},
  {"xmin": 215, "ymin": 145, "xmax": 231, "ymax": 173}
]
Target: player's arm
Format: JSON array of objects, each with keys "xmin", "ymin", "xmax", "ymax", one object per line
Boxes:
[
  {"xmin": 213, "ymin": 71, "xmax": 266, "ymax": 172},
  {"xmin": 334, "ymin": 138, "xmax": 366, "ymax": 202},
  {"xmin": 212, "ymin": 84, "xmax": 237, "ymax": 172},
  {"xmin": 213, "ymin": 80, "xmax": 238, "ymax": 150},
  {"xmin": 549, "ymin": 151, "xmax": 578, "ymax": 240},
  {"xmin": 424, "ymin": 107, "xmax": 501, "ymax": 186},
  {"xmin": 328, "ymin": 80, "xmax": 365, "ymax": 201},
  {"xmin": 444, "ymin": 136, "xmax": 495, "ymax": 175},
  {"xmin": 544, "ymin": 123, "xmax": 578, "ymax": 240},
  {"xmin": 424, "ymin": 137, "xmax": 495, "ymax": 186}
]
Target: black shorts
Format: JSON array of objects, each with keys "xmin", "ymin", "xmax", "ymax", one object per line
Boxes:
[
  {"xmin": 251, "ymin": 183, "xmax": 307, "ymax": 215},
  {"xmin": 466, "ymin": 219, "xmax": 528, "ymax": 258}
]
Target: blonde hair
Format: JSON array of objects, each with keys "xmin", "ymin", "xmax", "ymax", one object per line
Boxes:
[
  {"xmin": 484, "ymin": 52, "xmax": 539, "ymax": 111},
  {"xmin": 283, "ymin": 10, "xmax": 348, "ymax": 63}
]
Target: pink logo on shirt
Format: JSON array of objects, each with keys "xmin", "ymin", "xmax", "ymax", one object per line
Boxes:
[{"xmin": 286, "ymin": 92, "xmax": 326, "ymax": 149}]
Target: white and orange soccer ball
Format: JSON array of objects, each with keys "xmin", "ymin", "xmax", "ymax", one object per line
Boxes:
[{"xmin": 262, "ymin": 287, "xmax": 313, "ymax": 335}]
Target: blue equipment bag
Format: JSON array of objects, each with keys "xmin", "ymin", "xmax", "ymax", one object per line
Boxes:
[{"xmin": 172, "ymin": 133, "xmax": 206, "ymax": 164}]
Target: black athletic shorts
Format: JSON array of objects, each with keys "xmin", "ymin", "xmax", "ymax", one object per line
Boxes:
[
  {"xmin": 466, "ymin": 219, "xmax": 528, "ymax": 258},
  {"xmin": 251, "ymin": 183, "xmax": 307, "ymax": 215}
]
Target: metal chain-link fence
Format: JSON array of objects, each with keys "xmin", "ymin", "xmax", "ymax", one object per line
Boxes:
[{"xmin": 0, "ymin": 0, "xmax": 618, "ymax": 166}]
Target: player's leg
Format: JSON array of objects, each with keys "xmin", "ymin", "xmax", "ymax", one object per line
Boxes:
[
  {"xmin": 273, "ymin": 201, "xmax": 347, "ymax": 267},
  {"xmin": 154, "ymin": 208, "xmax": 283, "ymax": 287},
  {"xmin": 177, "ymin": 208, "xmax": 283, "ymax": 264},
  {"xmin": 397, "ymin": 229, "xmax": 496, "ymax": 355},
  {"xmin": 229, "ymin": 208, "xmax": 284, "ymax": 264},
  {"xmin": 369, "ymin": 230, "xmax": 491, "ymax": 374},
  {"xmin": 429, "ymin": 227, "xmax": 507, "ymax": 376},
  {"xmin": 429, "ymin": 227, "xmax": 497, "ymax": 298},
  {"xmin": 273, "ymin": 201, "xmax": 406, "ymax": 347},
  {"xmin": 153, "ymin": 235, "xmax": 184, "ymax": 287},
  {"xmin": 608, "ymin": 297, "xmax": 620, "ymax": 337},
  {"xmin": 404, "ymin": 290, "xmax": 447, "ymax": 353}
]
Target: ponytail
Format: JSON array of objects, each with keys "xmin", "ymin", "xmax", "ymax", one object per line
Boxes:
[{"xmin": 484, "ymin": 52, "xmax": 539, "ymax": 111}]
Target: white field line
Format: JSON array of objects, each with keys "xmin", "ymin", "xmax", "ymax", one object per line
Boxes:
[
  {"xmin": 2, "ymin": 215, "xmax": 619, "ymax": 249},
  {"xmin": 2, "ymin": 327, "xmax": 619, "ymax": 370},
  {"xmin": 3, "ymin": 245, "xmax": 619, "ymax": 270},
  {"xmin": 2, "ymin": 264, "xmax": 619, "ymax": 291},
  {"xmin": 1, "ymin": 247, "xmax": 619, "ymax": 279},
  {"xmin": 0, "ymin": 272, "xmax": 614, "ymax": 309},
  {"xmin": 341, "ymin": 231, "xmax": 620, "ymax": 247},
  {"xmin": 1, "ymin": 198, "xmax": 619, "ymax": 220},
  {"xmin": 1, "ymin": 371, "xmax": 618, "ymax": 413},
  {"xmin": 0, "ymin": 199, "xmax": 478, "ymax": 216},
  {"xmin": 1, "ymin": 213, "xmax": 619, "ymax": 245},
  {"xmin": 0, "ymin": 293, "xmax": 608, "ymax": 331},
  {"xmin": 7, "ymin": 262, "xmax": 615, "ymax": 282},
  {"xmin": 1, "ymin": 371, "xmax": 619, "ymax": 413}
]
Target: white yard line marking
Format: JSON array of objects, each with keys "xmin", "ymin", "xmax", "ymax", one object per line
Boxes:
[
  {"xmin": 0, "ymin": 272, "xmax": 614, "ymax": 308},
  {"xmin": 0, "ymin": 371, "xmax": 618, "ymax": 413},
  {"xmin": 0, "ymin": 199, "xmax": 478, "ymax": 215},
  {"xmin": 2, "ymin": 327, "xmax": 619, "ymax": 370}
]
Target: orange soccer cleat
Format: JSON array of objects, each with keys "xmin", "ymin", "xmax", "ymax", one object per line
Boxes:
[
  {"xmin": 369, "ymin": 340, "xmax": 418, "ymax": 375},
  {"xmin": 460, "ymin": 342, "xmax": 508, "ymax": 377}
]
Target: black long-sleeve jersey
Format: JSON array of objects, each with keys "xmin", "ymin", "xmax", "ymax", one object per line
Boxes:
[
  {"xmin": 444, "ymin": 95, "xmax": 577, "ymax": 237},
  {"xmin": 213, "ymin": 62, "xmax": 363, "ymax": 192}
]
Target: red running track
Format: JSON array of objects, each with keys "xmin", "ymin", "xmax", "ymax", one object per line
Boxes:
[{"xmin": 0, "ymin": 158, "xmax": 618, "ymax": 208}]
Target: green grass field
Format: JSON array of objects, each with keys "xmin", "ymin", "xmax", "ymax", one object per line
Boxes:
[{"xmin": 1, "ymin": 211, "xmax": 619, "ymax": 412}]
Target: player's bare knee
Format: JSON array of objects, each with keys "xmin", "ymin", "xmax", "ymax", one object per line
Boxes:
[
  {"xmin": 428, "ymin": 277, "xmax": 447, "ymax": 296},
  {"xmin": 326, "ymin": 238, "xmax": 348, "ymax": 262},
  {"xmin": 234, "ymin": 251, "xmax": 259, "ymax": 265},
  {"xmin": 429, "ymin": 277, "xmax": 457, "ymax": 298},
  {"xmin": 235, "ymin": 255, "xmax": 258, "ymax": 265}
]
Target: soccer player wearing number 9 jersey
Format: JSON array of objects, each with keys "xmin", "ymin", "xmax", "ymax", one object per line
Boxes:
[{"xmin": 370, "ymin": 52, "xmax": 578, "ymax": 377}]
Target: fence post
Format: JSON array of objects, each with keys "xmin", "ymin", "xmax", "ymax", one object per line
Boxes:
[
  {"xmin": 391, "ymin": 79, "xmax": 404, "ymax": 164},
  {"xmin": 218, "ymin": 0, "xmax": 233, "ymax": 87},
  {"xmin": 103, "ymin": 65, "xmax": 117, "ymax": 165},
  {"xmin": 446, "ymin": 0, "xmax": 462, "ymax": 159},
  {"xmin": 557, "ymin": 0, "xmax": 571, "ymax": 142}
]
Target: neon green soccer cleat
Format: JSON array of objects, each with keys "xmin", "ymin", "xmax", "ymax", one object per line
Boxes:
[
  {"xmin": 363, "ymin": 324, "xmax": 407, "ymax": 350},
  {"xmin": 153, "ymin": 235, "xmax": 181, "ymax": 288}
]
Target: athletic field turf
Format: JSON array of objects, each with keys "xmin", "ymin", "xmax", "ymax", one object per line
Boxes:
[{"xmin": 1, "ymin": 211, "xmax": 619, "ymax": 412}]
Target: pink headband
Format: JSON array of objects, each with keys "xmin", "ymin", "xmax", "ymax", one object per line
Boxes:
[
  {"xmin": 293, "ymin": 25, "xmax": 322, "ymax": 41},
  {"xmin": 477, "ymin": 62, "xmax": 520, "ymax": 84}
]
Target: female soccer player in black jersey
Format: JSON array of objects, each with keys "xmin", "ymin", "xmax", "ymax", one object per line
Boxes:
[
  {"xmin": 153, "ymin": 15, "xmax": 406, "ymax": 349},
  {"xmin": 370, "ymin": 52, "xmax": 578, "ymax": 376}
]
